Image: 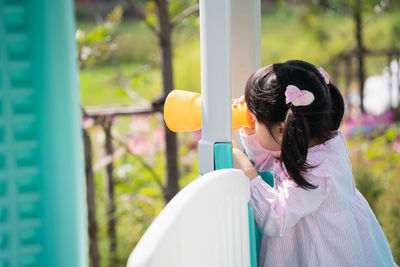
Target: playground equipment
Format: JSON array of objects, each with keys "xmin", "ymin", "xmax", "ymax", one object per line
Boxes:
[
  {"xmin": 127, "ymin": 169, "xmax": 255, "ymax": 267},
  {"xmin": 1, "ymin": 0, "xmax": 265, "ymax": 266},
  {"xmin": 128, "ymin": 0, "xmax": 268, "ymax": 266},
  {"xmin": 0, "ymin": 1, "xmax": 86, "ymax": 266},
  {"xmin": 164, "ymin": 90, "xmax": 255, "ymax": 132}
]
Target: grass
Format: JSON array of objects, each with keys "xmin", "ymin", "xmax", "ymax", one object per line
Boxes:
[{"xmin": 80, "ymin": 63, "xmax": 162, "ymax": 106}]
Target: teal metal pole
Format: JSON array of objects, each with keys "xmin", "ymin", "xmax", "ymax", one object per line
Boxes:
[{"xmin": 0, "ymin": 0, "xmax": 86, "ymax": 266}]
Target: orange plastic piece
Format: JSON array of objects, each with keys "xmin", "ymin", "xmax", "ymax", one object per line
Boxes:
[
  {"xmin": 232, "ymin": 138, "xmax": 237, "ymax": 148},
  {"xmin": 164, "ymin": 90, "xmax": 255, "ymax": 132},
  {"xmin": 164, "ymin": 90, "xmax": 202, "ymax": 132}
]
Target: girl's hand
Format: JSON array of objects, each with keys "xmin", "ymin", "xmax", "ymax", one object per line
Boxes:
[
  {"xmin": 242, "ymin": 126, "xmax": 255, "ymax": 136},
  {"xmin": 232, "ymin": 96, "xmax": 245, "ymax": 108},
  {"xmin": 232, "ymin": 97, "xmax": 256, "ymax": 134},
  {"xmin": 232, "ymin": 148, "xmax": 258, "ymax": 180}
]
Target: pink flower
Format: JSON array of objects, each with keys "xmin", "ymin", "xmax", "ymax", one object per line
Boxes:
[
  {"xmin": 111, "ymin": 115, "xmax": 119, "ymax": 124},
  {"xmin": 384, "ymin": 110, "xmax": 394, "ymax": 125},
  {"xmin": 191, "ymin": 130, "xmax": 202, "ymax": 142},
  {"xmin": 394, "ymin": 134, "xmax": 400, "ymax": 153},
  {"xmin": 128, "ymin": 137, "xmax": 151, "ymax": 155},
  {"xmin": 130, "ymin": 115, "xmax": 150, "ymax": 133},
  {"xmin": 82, "ymin": 117, "xmax": 94, "ymax": 129},
  {"xmin": 181, "ymin": 150, "xmax": 197, "ymax": 165},
  {"xmin": 153, "ymin": 124, "xmax": 165, "ymax": 148}
]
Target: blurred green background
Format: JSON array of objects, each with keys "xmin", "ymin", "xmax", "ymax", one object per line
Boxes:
[{"xmin": 77, "ymin": 0, "xmax": 400, "ymax": 266}]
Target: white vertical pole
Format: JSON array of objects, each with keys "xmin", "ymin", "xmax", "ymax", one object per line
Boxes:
[
  {"xmin": 231, "ymin": 0, "xmax": 261, "ymax": 98},
  {"xmin": 198, "ymin": 0, "xmax": 232, "ymax": 174},
  {"xmin": 231, "ymin": 0, "xmax": 261, "ymax": 150}
]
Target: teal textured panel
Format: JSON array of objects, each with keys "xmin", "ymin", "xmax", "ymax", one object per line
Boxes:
[
  {"xmin": 18, "ymin": 201, "xmax": 39, "ymax": 219},
  {"xmin": 248, "ymin": 204, "xmax": 258, "ymax": 267},
  {"xmin": 0, "ymin": 180, "xmax": 6, "ymax": 196},
  {"xmin": 33, "ymin": 0, "xmax": 87, "ymax": 266},
  {"xmin": 214, "ymin": 142, "xmax": 233, "ymax": 169},
  {"xmin": 1, "ymin": 1, "xmax": 42, "ymax": 266},
  {"xmin": 3, "ymin": 5, "xmax": 27, "ymax": 32},
  {"xmin": 0, "ymin": 125, "xmax": 5, "ymax": 142},
  {"xmin": 0, "ymin": 206, "xmax": 7, "ymax": 224},
  {"xmin": 258, "ymin": 171, "xmax": 274, "ymax": 187},
  {"xmin": 19, "ymin": 254, "xmax": 40, "ymax": 267},
  {"xmin": 0, "ymin": 0, "xmax": 86, "ymax": 266},
  {"xmin": 0, "ymin": 154, "xmax": 6, "ymax": 170},
  {"xmin": 16, "ymin": 173, "xmax": 38, "ymax": 193},
  {"xmin": 253, "ymin": 171, "xmax": 274, "ymax": 267},
  {"xmin": 0, "ymin": 232, "xmax": 9, "ymax": 250},
  {"xmin": 6, "ymin": 35, "xmax": 29, "ymax": 60},
  {"xmin": 13, "ymin": 120, "xmax": 35, "ymax": 141}
]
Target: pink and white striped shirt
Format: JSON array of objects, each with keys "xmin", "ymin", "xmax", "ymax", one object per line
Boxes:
[{"xmin": 240, "ymin": 130, "xmax": 397, "ymax": 267}]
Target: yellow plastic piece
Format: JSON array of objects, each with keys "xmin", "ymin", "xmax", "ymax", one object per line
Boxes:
[
  {"xmin": 164, "ymin": 90, "xmax": 202, "ymax": 132},
  {"xmin": 164, "ymin": 90, "xmax": 255, "ymax": 132}
]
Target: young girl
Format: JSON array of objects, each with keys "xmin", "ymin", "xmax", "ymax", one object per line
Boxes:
[{"xmin": 232, "ymin": 60, "xmax": 397, "ymax": 267}]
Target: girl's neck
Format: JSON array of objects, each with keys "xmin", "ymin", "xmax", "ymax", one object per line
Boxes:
[{"xmin": 309, "ymin": 137, "xmax": 323, "ymax": 148}]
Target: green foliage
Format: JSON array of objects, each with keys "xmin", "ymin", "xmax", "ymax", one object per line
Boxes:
[
  {"xmin": 302, "ymin": 0, "xmax": 383, "ymax": 13},
  {"xmin": 85, "ymin": 114, "xmax": 200, "ymax": 267},
  {"xmin": 76, "ymin": 5, "xmax": 123, "ymax": 68},
  {"xmin": 173, "ymin": 40, "xmax": 201, "ymax": 92},
  {"xmin": 260, "ymin": 9, "xmax": 350, "ymax": 67},
  {"xmin": 135, "ymin": 0, "xmax": 199, "ymax": 37},
  {"xmin": 348, "ymin": 126, "xmax": 400, "ymax": 263},
  {"xmin": 80, "ymin": 62, "xmax": 161, "ymax": 106},
  {"xmin": 168, "ymin": 0, "xmax": 198, "ymax": 22},
  {"xmin": 144, "ymin": 1, "xmax": 157, "ymax": 27},
  {"xmin": 80, "ymin": 7, "xmax": 400, "ymax": 106},
  {"xmin": 349, "ymin": 126, "xmax": 399, "ymax": 176},
  {"xmin": 377, "ymin": 175, "xmax": 400, "ymax": 262},
  {"xmin": 353, "ymin": 167, "xmax": 384, "ymax": 213}
]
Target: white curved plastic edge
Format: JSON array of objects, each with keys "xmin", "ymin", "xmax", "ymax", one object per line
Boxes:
[{"xmin": 127, "ymin": 169, "xmax": 251, "ymax": 267}]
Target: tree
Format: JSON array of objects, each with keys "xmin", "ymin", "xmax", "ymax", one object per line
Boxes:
[
  {"xmin": 298, "ymin": 0, "xmax": 390, "ymax": 113},
  {"xmin": 124, "ymin": 0, "xmax": 199, "ymax": 202},
  {"xmin": 77, "ymin": 2, "xmax": 200, "ymax": 266}
]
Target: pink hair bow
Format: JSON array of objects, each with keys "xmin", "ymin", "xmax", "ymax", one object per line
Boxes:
[{"xmin": 285, "ymin": 85, "xmax": 315, "ymax": 106}]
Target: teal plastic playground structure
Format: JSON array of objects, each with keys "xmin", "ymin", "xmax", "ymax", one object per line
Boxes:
[{"xmin": 0, "ymin": 0, "xmax": 86, "ymax": 266}]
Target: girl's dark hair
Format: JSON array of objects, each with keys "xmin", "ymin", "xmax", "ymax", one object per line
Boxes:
[{"xmin": 244, "ymin": 60, "xmax": 344, "ymax": 189}]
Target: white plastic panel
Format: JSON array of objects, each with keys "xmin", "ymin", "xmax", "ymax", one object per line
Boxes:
[
  {"xmin": 231, "ymin": 0, "xmax": 261, "ymax": 151},
  {"xmin": 198, "ymin": 0, "xmax": 232, "ymax": 174},
  {"xmin": 231, "ymin": 0, "xmax": 261, "ymax": 98},
  {"xmin": 127, "ymin": 169, "xmax": 251, "ymax": 267}
]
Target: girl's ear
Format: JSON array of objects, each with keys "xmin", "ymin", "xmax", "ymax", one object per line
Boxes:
[
  {"xmin": 278, "ymin": 122, "xmax": 285, "ymax": 134},
  {"xmin": 274, "ymin": 122, "xmax": 285, "ymax": 144},
  {"xmin": 250, "ymin": 112, "xmax": 256, "ymax": 122}
]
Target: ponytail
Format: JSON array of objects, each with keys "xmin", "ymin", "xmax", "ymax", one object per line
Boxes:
[{"xmin": 281, "ymin": 108, "xmax": 317, "ymax": 190}]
